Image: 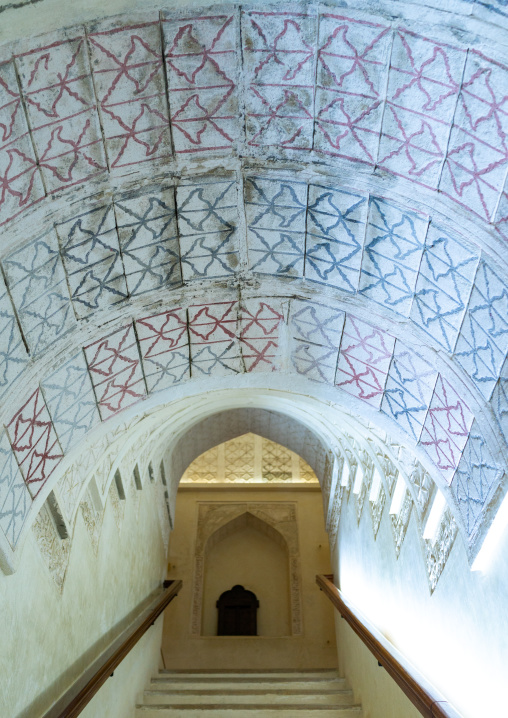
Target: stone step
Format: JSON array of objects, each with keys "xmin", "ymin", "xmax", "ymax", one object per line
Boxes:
[
  {"xmin": 135, "ymin": 705, "xmax": 363, "ymax": 718},
  {"xmin": 142, "ymin": 688, "xmax": 355, "ymax": 706},
  {"xmin": 151, "ymin": 678, "xmax": 348, "ymax": 692},
  {"xmin": 159, "ymin": 670, "xmax": 340, "ymax": 680}
]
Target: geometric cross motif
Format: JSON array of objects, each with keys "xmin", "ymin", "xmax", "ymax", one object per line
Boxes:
[
  {"xmin": 315, "ymin": 13, "xmax": 391, "ymax": 164},
  {"xmin": 410, "ymin": 224, "xmax": 479, "ymax": 353},
  {"xmin": 41, "ymin": 351, "xmax": 101, "ymax": 453},
  {"xmin": 0, "ymin": 59, "xmax": 45, "ymax": 226},
  {"xmin": 114, "ymin": 190, "xmax": 182, "ymax": 296},
  {"xmin": 262, "ymin": 438, "xmax": 292, "ymax": 480},
  {"xmin": 451, "ymin": 420, "xmax": 503, "ymax": 539},
  {"xmin": 243, "ymin": 10, "xmax": 317, "ymax": 151},
  {"xmin": 245, "ymin": 176, "xmax": 307, "ymax": 277},
  {"xmin": 163, "ymin": 11, "xmax": 239, "ymax": 155},
  {"xmin": 2, "ymin": 230, "xmax": 76, "ymax": 354},
  {"xmin": 88, "ymin": 19, "xmax": 172, "ymax": 168},
  {"xmin": 188, "ymin": 301, "xmax": 241, "ymax": 377},
  {"xmin": 15, "ymin": 35, "xmax": 106, "ymax": 192},
  {"xmin": 335, "ymin": 314, "xmax": 396, "ymax": 407},
  {"xmin": 0, "ymin": 429, "xmax": 32, "ymax": 548},
  {"xmin": 136, "ymin": 308, "xmax": 190, "ymax": 392},
  {"xmin": 289, "ymin": 300, "xmax": 345, "ymax": 383},
  {"xmin": 359, "ymin": 197, "xmax": 428, "ymax": 316},
  {"xmin": 0, "ymin": 273, "xmax": 29, "ymax": 399},
  {"xmin": 239, "ymin": 298, "xmax": 284, "ymax": 372},
  {"xmin": 84, "ymin": 323, "xmax": 146, "ymax": 420},
  {"xmin": 6, "ymin": 388, "xmax": 63, "ymax": 498},
  {"xmin": 378, "ymin": 31, "xmax": 466, "ymax": 188},
  {"xmin": 419, "ymin": 374, "xmax": 474, "ymax": 483},
  {"xmin": 440, "ymin": 50, "xmax": 508, "ymax": 221},
  {"xmin": 381, "ymin": 340, "xmax": 438, "ymax": 440},
  {"xmin": 454, "ymin": 261, "xmax": 508, "ymax": 400},
  {"xmin": 56, "ymin": 464, "xmax": 88, "ymax": 526},
  {"xmin": 176, "ymin": 177, "xmax": 239, "ymax": 280},
  {"xmin": 56, "ymin": 204, "xmax": 128, "ymax": 318},
  {"xmin": 305, "ymin": 184, "xmax": 367, "ymax": 292},
  {"xmin": 491, "ymin": 354, "xmax": 508, "ymax": 447}
]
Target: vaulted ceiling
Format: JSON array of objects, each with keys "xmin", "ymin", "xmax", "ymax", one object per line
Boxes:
[{"xmin": 0, "ymin": 0, "xmax": 507, "ymax": 576}]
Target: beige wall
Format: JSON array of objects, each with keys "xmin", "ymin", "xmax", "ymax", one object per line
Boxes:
[
  {"xmin": 0, "ymin": 479, "xmax": 167, "ymax": 718},
  {"xmin": 202, "ymin": 524, "xmax": 290, "ymax": 637},
  {"xmin": 162, "ymin": 486, "xmax": 338, "ymax": 670},
  {"xmin": 334, "ymin": 613, "xmax": 421, "ymax": 718}
]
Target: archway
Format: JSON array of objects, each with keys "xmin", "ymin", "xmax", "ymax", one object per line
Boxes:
[{"xmin": 202, "ymin": 512, "xmax": 291, "ymax": 637}]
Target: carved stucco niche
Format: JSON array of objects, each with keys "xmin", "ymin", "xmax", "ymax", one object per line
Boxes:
[{"xmin": 191, "ymin": 502, "xmax": 303, "ymax": 637}]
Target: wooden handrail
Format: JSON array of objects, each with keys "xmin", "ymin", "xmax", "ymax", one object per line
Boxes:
[
  {"xmin": 43, "ymin": 579, "xmax": 182, "ymax": 718},
  {"xmin": 316, "ymin": 575, "xmax": 463, "ymax": 718}
]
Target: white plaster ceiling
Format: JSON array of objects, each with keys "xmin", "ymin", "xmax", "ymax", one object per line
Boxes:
[{"xmin": 0, "ymin": 0, "xmax": 507, "ymax": 575}]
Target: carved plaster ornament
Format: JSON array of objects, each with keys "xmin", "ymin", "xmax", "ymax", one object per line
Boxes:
[{"xmin": 390, "ymin": 492, "xmax": 413, "ymax": 559}]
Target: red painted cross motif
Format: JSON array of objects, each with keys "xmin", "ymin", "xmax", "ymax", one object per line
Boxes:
[
  {"xmin": 315, "ymin": 15, "xmax": 390, "ymax": 164},
  {"xmin": 243, "ymin": 11, "xmax": 316, "ymax": 151},
  {"xmin": 15, "ymin": 37, "xmax": 106, "ymax": 192},
  {"xmin": 378, "ymin": 31, "xmax": 466, "ymax": 187},
  {"xmin": 440, "ymin": 50, "xmax": 508, "ymax": 221},
  {"xmin": 188, "ymin": 301, "xmax": 237, "ymax": 344},
  {"xmin": 136, "ymin": 309, "xmax": 188, "ymax": 361},
  {"xmin": 240, "ymin": 300, "xmax": 284, "ymax": 372},
  {"xmin": 84, "ymin": 324, "xmax": 146, "ymax": 420},
  {"xmin": 335, "ymin": 315, "xmax": 395, "ymax": 407},
  {"xmin": 163, "ymin": 14, "xmax": 238, "ymax": 154},
  {"xmin": 7, "ymin": 388, "xmax": 62, "ymax": 498},
  {"xmin": 0, "ymin": 61, "xmax": 44, "ymax": 226},
  {"xmin": 88, "ymin": 22, "xmax": 171, "ymax": 168},
  {"xmin": 419, "ymin": 375, "xmax": 474, "ymax": 483}
]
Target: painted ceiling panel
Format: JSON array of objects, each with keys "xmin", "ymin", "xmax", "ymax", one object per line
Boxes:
[{"xmin": 0, "ymin": 0, "xmax": 506, "ymax": 576}]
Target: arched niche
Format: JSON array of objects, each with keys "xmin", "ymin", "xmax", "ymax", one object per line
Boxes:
[
  {"xmin": 202, "ymin": 512, "xmax": 290, "ymax": 637},
  {"xmin": 191, "ymin": 502, "xmax": 302, "ymax": 637}
]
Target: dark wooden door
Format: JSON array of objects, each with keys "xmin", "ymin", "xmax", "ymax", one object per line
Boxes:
[{"xmin": 216, "ymin": 585, "xmax": 259, "ymax": 636}]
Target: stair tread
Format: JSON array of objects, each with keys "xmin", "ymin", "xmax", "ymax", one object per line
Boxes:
[
  {"xmin": 137, "ymin": 704, "xmax": 362, "ymax": 711},
  {"xmin": 137, "ymin": 670, "xmax": 362, "ymax": 717},
  {"xmin": 145, "ymin": 689, "xmax": 353, "ymax": 695}
]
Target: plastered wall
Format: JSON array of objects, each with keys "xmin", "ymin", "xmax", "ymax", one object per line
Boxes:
[
  {"xmin": 202, "ymin": 524, "xmax": 291, "ymax": 637},
  {"xmin": 335, "ymin": 487, "xmax": 508, "ymax": 718},
  {"xmin": 0, "ymin": 476, "xmax": 167, "ymax": 718},
  {"xmin": 162, "ymin": 486, "xmax": 338, "ymax": 670}
]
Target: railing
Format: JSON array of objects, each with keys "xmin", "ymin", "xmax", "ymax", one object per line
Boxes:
[
  {"xmin": 44, "ymin": 579, "xmax": 182, "ymax": 718},
  {"xmin": 316, "ymin": 574, "xmax": 462, "ymax": 718}
]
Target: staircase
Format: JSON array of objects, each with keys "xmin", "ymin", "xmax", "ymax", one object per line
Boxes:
[{"xmin": 135, "ymin": 669, "xmax": 363, "ymax": 717}]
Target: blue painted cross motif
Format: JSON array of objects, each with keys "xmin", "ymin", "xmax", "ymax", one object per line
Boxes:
[
  {"xmin": 451, "ymin": 421, "xmax": 503, "ymax": 539},
  {"xmin": 410, "ymin": 224, "xmax": 479, "ymax": 353},
  {"xmin": 381, "ymin": 340, "xmax": 438, "ymax": 440},
  {"xmin": 56, "ymin": 205, "xmax": 128, "ymax": 318},
  {"xmin": 245, "ymin": 176, "xmax": 306, "ymax": 277},
  {"xmin": 176, "ymin": 178, "xmax": 239, "ymax": 280},
  {"xmin": 359, "ymin": 197, "xmax": 428, "ymax": 316},
  {"xmin": 0, "ymin": 430, "xmax": 32, "ymax": 548},
  {"xmin": 0, "ymin": 274, "xmax": 29, "ymax": 399},
  {"xmin": 454, "ymin": 261, "xmax": 508, "ymax": 400},
  {"xmin": 3, "ymin": 230, "xmax": 76, "ymax": 353},
  {"xmin": 305, "ymin": 184, "xmax": 367, "ymax": 293},
  {"xmin": 42, "ymin": 351, "xmax": 101, "ymax": 453},
  {"xmin": 289, "ymin": 300, "xmax": 345, "ymax": 383},
  {"xmin": 114, "ymin": 190, "xmax": 183, "ymax": 296}
]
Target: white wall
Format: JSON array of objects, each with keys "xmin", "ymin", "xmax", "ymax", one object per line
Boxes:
[
  {"xmin": 0, "ymin": 479, "xmax": 167, "ymax": 718},
  {"xmin": 335, "ymin": 492, "xmax": 508, "ymax": 718}
]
